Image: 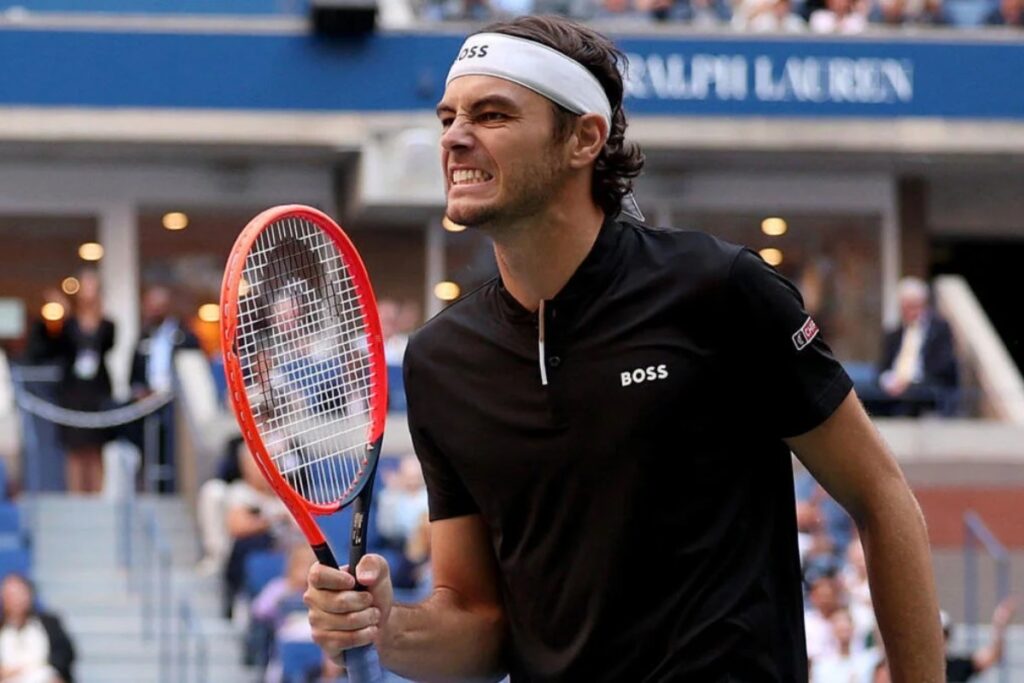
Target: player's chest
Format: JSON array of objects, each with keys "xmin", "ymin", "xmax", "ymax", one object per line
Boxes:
[{"xmin": 433, "ymin": 315, "xmax": 735, "ymax": 481}]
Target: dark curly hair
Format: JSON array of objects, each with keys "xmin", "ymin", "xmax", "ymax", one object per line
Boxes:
[{"xmin": 480, "ymin": 16, "xmax": 645, "ymax": 218}]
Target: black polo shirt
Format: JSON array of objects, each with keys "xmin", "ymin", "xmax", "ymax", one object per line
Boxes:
[{"xmin": 403, "ymin": 217, "xmax": 853, "ymax": 682}]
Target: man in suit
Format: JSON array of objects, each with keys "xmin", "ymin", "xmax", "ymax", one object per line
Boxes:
[
  {"xmin": 876, "ymin": 277, "xmax": 959, "ymax": 416},
  {"xmin": 128, "ymin": 285, "xmax": 200, "ymax": 492}
]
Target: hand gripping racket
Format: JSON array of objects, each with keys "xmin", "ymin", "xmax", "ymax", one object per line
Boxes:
[{"xmin": 221, "ymin": 205, "xmax": 386, "ymax": 682}]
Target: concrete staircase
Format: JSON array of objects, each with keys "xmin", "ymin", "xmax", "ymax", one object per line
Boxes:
[{"xmin": 27, "ymin": 493, "xmax": 256, "ymax": 683}]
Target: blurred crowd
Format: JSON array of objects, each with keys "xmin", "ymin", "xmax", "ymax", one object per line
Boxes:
[
  {"xmin": 416, "ymin": 0, "xmax": 1022, "ymax": 30},
  {"xmin": 796, "ymin": 470, "xmax": 1018, "ymax": 682}
]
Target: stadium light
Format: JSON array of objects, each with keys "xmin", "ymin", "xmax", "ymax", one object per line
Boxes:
[
  {"xmin": 41, "ymin": 302, "xmax": 65, "ymax": 321},
  {"xmin": 761, "ymin": 217, "xmax": 788, "ymax": 237},
  {"xmin": 197, "ymin": 303, "xmax": 220, "ymax": 323},
  {"xmin": 78, "ymin": 242, "xmax": 104, "ymax": 261},
  {"xmin": 434, "ymin": 281, "xmax": 461, "ymax": 301},
  {"xmin": 759, "ymin": 248, "xmax": 784, "ymax": 266},
  {"xmin": 162, "ymin": 212, "xmax": 189, "ymax": 231}
]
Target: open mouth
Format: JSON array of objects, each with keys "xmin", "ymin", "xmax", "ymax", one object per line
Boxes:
[{"xmin": 450, "ymin": 169, "xmax": 494, "ymax": 186}]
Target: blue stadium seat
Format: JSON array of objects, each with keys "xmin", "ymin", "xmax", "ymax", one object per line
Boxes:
[
  {"xmin": 279, "ymin": 640, "xmax": 324, "ymax": 683},
  {"xmin": 387, "ymin": 364, "xmax": 407, "ymax": 412},
  {"xmin": 244, "ymin": 550, "xmax": 286, "ymax": 598},
  {"xmin": 0, "ymin": 503, "xmax": 25, "ymax": 550},
  {"xmin": 0, "ymin": 547, "xmax": 31, "ymax": 578}
]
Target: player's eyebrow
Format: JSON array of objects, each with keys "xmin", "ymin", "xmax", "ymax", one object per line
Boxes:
[{"xmin": 436, "ymin": 94, "xmax": 521, "ymax": 119}]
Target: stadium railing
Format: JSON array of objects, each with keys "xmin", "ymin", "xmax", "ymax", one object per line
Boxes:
[
  {"xmin": 118, "ymin": 447, "xmax": 210, "ymax": 683},
  {"xmin": 963, "ymin": 509, "xmax": 1011, "ymax": 683}
]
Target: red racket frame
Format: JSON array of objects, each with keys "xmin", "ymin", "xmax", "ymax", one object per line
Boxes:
[{"xmin": 220, "ymin": 204, "xmax": 388, "ymax": 549}]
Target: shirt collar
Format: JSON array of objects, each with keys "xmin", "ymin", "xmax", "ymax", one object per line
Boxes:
[{"xmin": 494, "ymin": 216, "xmax": 625, "ymax": 323}]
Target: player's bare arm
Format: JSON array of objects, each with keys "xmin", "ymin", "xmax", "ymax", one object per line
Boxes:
[
  {"xmin": 307, "ymin": 513, "xmax": 507, "ymax": 682},
  {"xmin": 786, "ymin": 390, "xmax": 945, "ymax": 682}
]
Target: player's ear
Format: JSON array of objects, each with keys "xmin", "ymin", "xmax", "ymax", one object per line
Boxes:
[{"xmin": 567, "ymin": 113, "xmax": 607, "ymax": 170}]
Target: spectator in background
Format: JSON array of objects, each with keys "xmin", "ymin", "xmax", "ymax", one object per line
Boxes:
[
  {"xmin": 841, "ymin": 539, "xmax": 877, "ymax": 651},
  {"xmin": 250, "ymin": 543, "xmax": 316, "ymax": 675},
  {"xmin": 986, "ymin": 0, "xmax": 1024, "ymax": 24},
  {"xmin": 809, "ymin": 0, "xmax": 868, "ymax": 31},
  {"xmin": 381, "ymin": 299, "xmax": 412, "ymax": 411},
  {"xmin": 22, "ymin": 289, "xmax": 71, "ymax": 366},
  {"xmin": 812, "ymin": 608, "xmax": 879, "ymax": 683},
  {"xmin": 223, "ymin": 443, "xmax": 293, "ymax": 619},
  {"xmin": 376, "ymin": 455, "xmax": 429, "ymax": 549},
  {"xmin": 869, "ymin": 0, "xmax": 943, "ymax": 25},
  {"xmin": 733, "ymin": 0, "xmax": 807, "ymax": 30},
  {"xmin": 128, "ymin": 285, "xmax": 201, "ymax": 493},
  {"xmin": 195, "ymin": 437, "xmax": 244, "ymax": 577},
  {"xmin": 130, "ymin": 285, "xmax": 200, "ymax": 398},
  {"xmin": 57, "ymin": 268, "xmax": 115, "ymax": 495},
  {"xmin": 944, "ymin": 597, "xmax": 1018, "ymax": 682},
  {"xmin": 876, "ymin": 277, "xmax": 959, "ymax": 416},
  {"xmin": 591, "ymin": 0, "xmax": 648, "ymax": 20},
  {"xmin": 0, "ymin": 574, "xmax": 75, "ymax": 683},
  {"xmin": 796, "ymin": 500, "xmax": 834, "ymax": 569},
  {"xmin": 392, "ymin": 513, "xmax": 433, "ymax": 598},
  {"xmin": 796, "ymin": 470, "xmax": 854, "ymax": 560},
  {"xmin": 804, "ymin": 570, "xmax": 845, "ymax": 663}
]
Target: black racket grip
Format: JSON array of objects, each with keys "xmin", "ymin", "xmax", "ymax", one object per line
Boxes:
[
  {"xmin": 348, "ymin": 468, "xmax": 376, "ymax": 591},
  {"xmin": 313, "ymin": 542, "xmax": 339, "ymax": 569},
  {"xmin": 312, "ymin": 541, "xmax": 367, "ymax": 591}
]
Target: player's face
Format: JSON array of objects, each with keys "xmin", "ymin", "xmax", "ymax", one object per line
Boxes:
[{"xmin": 437, "ymin": 76, "xmax": 571, "ymax": 229}]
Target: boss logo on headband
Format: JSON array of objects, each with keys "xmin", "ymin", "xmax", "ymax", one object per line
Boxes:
[{"xmin": 457, "ymin": 45, "xmax": 489, "ymax": 61}]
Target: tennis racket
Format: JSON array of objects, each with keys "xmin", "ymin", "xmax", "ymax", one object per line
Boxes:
[{"xmin": 221, "ymin": 204, "xmax": 387, "ymax": 683}]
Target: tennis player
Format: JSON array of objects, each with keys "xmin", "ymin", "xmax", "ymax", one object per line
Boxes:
[{"xmin": 305, "ymin": 16, "xmax": 944, "ymax": 681}]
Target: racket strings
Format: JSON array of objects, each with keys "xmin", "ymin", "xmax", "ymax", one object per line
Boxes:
[{"xmin": 235, "ymin": 216, "xmax": 379, "ymax": 506}]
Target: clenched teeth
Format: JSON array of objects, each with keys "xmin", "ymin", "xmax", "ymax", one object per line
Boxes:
[{"xmin": 452, "ymin": 169, "xmax": 493, "ymax": 185}]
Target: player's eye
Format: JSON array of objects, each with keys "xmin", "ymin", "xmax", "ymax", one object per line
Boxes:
[
  {"xmin": 439, "ymin": 116, "xmax": 454, "ymax": 130},
  {"xmin": 477, "ymin": 111, "xmax": 507, "ymax": 123}
]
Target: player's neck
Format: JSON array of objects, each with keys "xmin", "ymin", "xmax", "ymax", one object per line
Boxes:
[{"xmin": 491, "ymin": 199, "xmax": 605, "ymax": 312}]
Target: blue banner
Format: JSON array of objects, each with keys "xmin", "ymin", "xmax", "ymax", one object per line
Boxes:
[
  {"xmin": 0, "ymin": 0, "xmax": 305, "ymax": 15},
  {"xmin": 0, "ymin": 28, "xmax": 1021, "ymax": 119}
]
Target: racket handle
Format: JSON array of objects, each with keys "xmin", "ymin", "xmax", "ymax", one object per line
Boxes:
[
  {"xmin": 345, "ymin": 644, "xmax": 384, "ymax": 683},
  {"xmin": 311, "ymin": 542, "xmax": 385, "ymax": 682}
]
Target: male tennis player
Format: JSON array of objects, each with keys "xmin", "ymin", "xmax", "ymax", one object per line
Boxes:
[{"xmin": 305, "ymin": 16, "xmax": 944, "ymax": 681}]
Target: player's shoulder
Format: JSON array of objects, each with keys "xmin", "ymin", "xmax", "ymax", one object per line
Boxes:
[
  {"xmin": 619, "ymin": 217, "xmax": 747, "ymax": 282},
  {"xmin": 404, "ymin": 277, "xmax": 497, "ymax": 366}
]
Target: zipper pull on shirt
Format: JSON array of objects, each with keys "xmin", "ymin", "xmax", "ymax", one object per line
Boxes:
[{"xmin": 538, "ymin": 299, "xmax": 549, "ymax": 386}]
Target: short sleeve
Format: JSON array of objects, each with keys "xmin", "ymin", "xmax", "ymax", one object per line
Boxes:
[
  {"xmin": 727, "ymin": 249, "xmax": 852, "ymax": 438},
  {"xmin": 403, "ymin": 340, "xmax": 479, "ymax": 522}
]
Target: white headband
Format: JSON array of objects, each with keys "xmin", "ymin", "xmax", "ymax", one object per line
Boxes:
[{"xmin": 446, "ymin": 32, "xmax": 613, "ymax": 132}]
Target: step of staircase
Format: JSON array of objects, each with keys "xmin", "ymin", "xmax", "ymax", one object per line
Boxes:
[{"xmin": 25, "ymin": 493, "xmax": 256, "ymax": 683}]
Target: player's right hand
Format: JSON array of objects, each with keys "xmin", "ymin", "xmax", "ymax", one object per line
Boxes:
[{"xmin": 305, "ymin": 554, "xmax": 394, "ymax": 658}]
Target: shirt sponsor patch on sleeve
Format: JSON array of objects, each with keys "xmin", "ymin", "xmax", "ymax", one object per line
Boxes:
[{"xmin": 792, "ymin": 316, "xmax": 819, "ymax": 351}]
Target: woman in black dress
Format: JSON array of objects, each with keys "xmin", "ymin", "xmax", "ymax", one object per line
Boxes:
[{"xmin": 58, "ymin": 268, "xmax": 115, "ymax": 494}]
